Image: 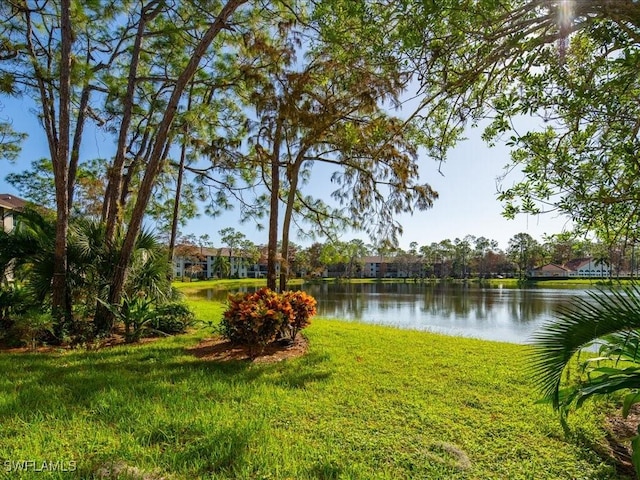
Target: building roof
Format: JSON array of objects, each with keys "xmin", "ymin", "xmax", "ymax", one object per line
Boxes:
[
  {"xmin": 362, "ymin": 256, "xmax": 387, "ymax": 263},
  {"xmin": 174, "ymin": 245, "xmax": 270, "ymax": 260},
  {"xmin": 564, "ymin": 257, "xmax": 597, "ymax": 271},
  {"xmin": 530, "ymin": 263, "xmax": 572, "ymax": 273},
  {"xmin": 0, "ymin": 194, "xmax": 27, "ymax": 211}
]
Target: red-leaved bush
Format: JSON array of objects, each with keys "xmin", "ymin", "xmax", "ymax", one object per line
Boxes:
[
  {"xmin": 281, "ymin": 290, "xmax": 317, "ymax": 341},
  {"xmin": 221, "ymin": 288, "xmax": 317, "ymax": 354}
]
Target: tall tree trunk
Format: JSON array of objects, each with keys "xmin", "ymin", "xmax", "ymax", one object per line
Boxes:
[
  {"xmin": 52, "ymin": 0, "xmax": 73, "ymax": 333},
  {"xmin": 95, "ymin": 0, "xmax": 248, "ymax": 333},
  {"xmin": 168, "ymin": 83, "xmax": 195, "ymax": 269},
  {"xmin": 168, "ymin": 140, "xmax": 187, "ymax": 267},
  {"xmin": 279, "ymin": 157, "xmax": 303, "ymax": 292},
  {"xmin": 267, "ymin": 119, "xmax": 283, "ymax": 291},
  {"xmin": 68, "ymin": 85, "xmax": 90, "ymax": 214}
]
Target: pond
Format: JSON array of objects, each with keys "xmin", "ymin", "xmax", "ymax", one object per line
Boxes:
[{"xmin": 192, "ymin": 282, "xmax": 598, "ymax": 344}]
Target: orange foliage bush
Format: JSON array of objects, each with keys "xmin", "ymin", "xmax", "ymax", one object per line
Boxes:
[
  {"xmin": 281, "ymin": 290, "xmax": 317, "ymax": 340},
  {"xmin": 221, "ymin": 288, "xmax": 317, "ymax": 354}
]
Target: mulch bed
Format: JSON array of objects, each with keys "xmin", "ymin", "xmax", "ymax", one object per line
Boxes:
[{"xmin": 187, "ymin": 335, "xmax": 309, "ymax": 363}]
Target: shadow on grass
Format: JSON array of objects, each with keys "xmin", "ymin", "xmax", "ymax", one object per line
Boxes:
[{"xmin": 0, "ymin": 340, "xmax": 333, "ymax": 421}]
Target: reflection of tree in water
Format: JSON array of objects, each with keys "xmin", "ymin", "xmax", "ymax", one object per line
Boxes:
[
  {"xmin": 421, "ymin": 284, "xmax": 474, "ymax": 318},
  {"xmin": 192, "ymin": 283, "xmax": 593, "ymax": 341},
  {"xmin": 305, "ymin": 282, "xmax": 368, "ymax": 319},
  {"xmin": 506, "ymin": 290, "xmax": 566, "ymax": 324}
]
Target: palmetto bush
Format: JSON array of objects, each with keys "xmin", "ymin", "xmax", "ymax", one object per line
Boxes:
[
  {"xmin": 531, "ymin": 284, "xmax": 640, "ymax": 474},
  {"xmin": 0, "ymin": 208, "xmax": 182, "ymax": 343}
]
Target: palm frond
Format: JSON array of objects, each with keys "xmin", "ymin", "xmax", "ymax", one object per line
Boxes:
[{"xmin": 530, "ymin": 284, "xmax": 640, "ymax": 408}]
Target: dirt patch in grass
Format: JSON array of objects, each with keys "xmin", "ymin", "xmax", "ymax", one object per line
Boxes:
[
  {"xmin": 603, "ymin": 405, "xmax": 640, "ymax": 478},
  {"xmin": 187, "ymin": 335, "xmax": 309, "ymax": 363}
]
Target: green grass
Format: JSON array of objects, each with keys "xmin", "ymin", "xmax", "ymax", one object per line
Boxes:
[
  {"xmin": 0, "ymin": 291, "xmax": 628, "ymax": 479},
  {"xmin": 172, "ymin": 278, "xmax": 305, "ymax": 291}
]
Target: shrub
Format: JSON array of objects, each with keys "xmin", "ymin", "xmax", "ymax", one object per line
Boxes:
[
  {"xmin": 0, "ymin": 284, "xmax": 52, "ymax": 347},
  {"xmin": 98, "ymin": 293, "xmax": 156, "ymax": 343},
  {"xmin": 0, "ymin": 284, "xmax": 31, "ymax": 334},
  {"xmin": 152, "ymin": 302, "xmax": 195, "ymax": 334},
  {"xmin": 281, "ymin": 290, "xmax": 317, "ymax": 341},
  {"xmin": 11, "ymin": 311, "xmax": 54, "ymax": 350},
  {"xmin": 221, "ymin": 288, "xmax": 316, "ymax": 356}
]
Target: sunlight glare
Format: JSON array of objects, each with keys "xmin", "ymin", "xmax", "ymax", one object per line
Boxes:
[{"xmin": 557, "ymin": 0, "xmax": 574, "ymax": 34}]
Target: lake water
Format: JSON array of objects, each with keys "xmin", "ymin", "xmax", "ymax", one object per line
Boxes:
[{"xmin": 193, "ymin": 282, "xmax": 598, "ymax": 344}]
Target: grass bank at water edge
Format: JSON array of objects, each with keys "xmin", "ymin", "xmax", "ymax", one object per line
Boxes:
[{"xmin": 0, "ymin": 293, "xmax": 627, "ymax": 479}]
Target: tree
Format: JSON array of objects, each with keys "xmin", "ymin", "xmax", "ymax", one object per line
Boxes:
[
  {"xmin": 237, "ymin": 8, "xmax": 439, "ymax": 290},
  {"xmin": 218, "ymin": 227, "xmax": 246, "ymax": 278},
  {"xmin": 212, "ymin": 254, "xmax": 231, "ymax": 279},
  {"xmin": 477, "ymin": 6, "xmax": 640, "ymax": 244},
  {"xmin": 507, "ymin": 233, "xmax": 542, "ymax": 280},
  {"xmin": 7, "ymin": 158, "xmax": 106, "ymax": 217},
  {"xmin": 238, "ymin": 239, "xmax": 260, "ymax": 276},
  {"xmin": 325, "ymin": 1, "xmax": 640, "ymax": 246},
  {"xmin": 436, "ymin": 239, "xmax": 454, "ymax": 279},
  {"xmin": 473, "ymin": 236, "xmax": 498, "ymax": 278},
  {"xmin": 2, "ymin": 0, "xmax": 82, "ymax": 324},
  {"xmin": 298, "ymin": 242, "xmax": 326, "ymax": 278},
  {"xmin": 1, "ymin": 207, "xmax": 174, "ymax": 340},
  {"xmin": 1, "ymin": 0, "xmax": 253, "ymax": 333},
  {"xmin": 418, "ymin": 244, "xmax": 435, "ymax": 278},
  {"xmin": 452, "ymin": 236, "xmax": 473, "ymax": 279},
  {"xmin": 342, "ymin": 239, "xmax": 368, "ymax": 278},
  {"xmin": 101, "ymin": 0, "xmax": 251, "ymax": 332},
  {"xmin": 0, "ymin": 114, "xmax": 26, "ymax": 162}
]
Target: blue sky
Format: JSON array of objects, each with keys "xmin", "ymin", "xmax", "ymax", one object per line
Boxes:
[{"xmin": 0, "ymin": 94, "xmax": 572, "ymax": 252}]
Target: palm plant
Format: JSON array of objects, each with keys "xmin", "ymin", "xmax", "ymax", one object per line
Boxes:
[
  {"xmin": 0, "ymin": 207, "xmax": 56, "ymax": 298},
  {"xmin": 531, "ymin": 284, "xmax": 640, "ymax": 474},
  {"xmin": 2, "ymin": 208, "xmax": 177, "ymax": 341},
  {"xmin": 212, "ymin": 253, "xmax": 231, "ymax": 279}
]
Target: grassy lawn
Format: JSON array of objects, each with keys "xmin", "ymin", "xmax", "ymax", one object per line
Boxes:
[{"xmin": 0, "ymin": 291, "xmax": 628, "ymax": 479}]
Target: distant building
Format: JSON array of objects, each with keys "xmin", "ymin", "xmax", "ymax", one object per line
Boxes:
[
  {"xmin": 0, "ymin": 193, "xmax": 27, "ymax": 233},
  {"xmin": 1, "ymin": 194, "xmax": 28, "ymax": 282},
  {"xmin": 528, "ymin": 257, "xmax": 611, "ymax": 279},
  {"xmin": 564, "ymin": 258, "xmax": 611, "ymax": 278},
  {"xmin": 362, "ymin": 256, "xmax": 412, "ymax": 278},
  {"xmin": 173, "ymin": 246, "xmax": 280, "ymax": 279},
  {"xmin": 362, "ymin": 256, "xmax": 389, "ymax": 278},
  {"xmin": 527, "ymin": 263, "xmax": 572, "ymax": 278}
]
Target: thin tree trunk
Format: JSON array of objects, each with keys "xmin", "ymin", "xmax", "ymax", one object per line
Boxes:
[
  {"xmin": 279, "ymin": 157, "xmax": 303, "ymax": 292},
  {"xmin": 267, "ymin": 119, "xmax": 283, "ymax": 291},
  {"xmin": 52, "ymin": 0, "xmax": 73, "ymax": 331},
  {"xmin": 68, "ymin": 85, "xmax": 90, "ymax": 214},
  {"xmin": 96, "ymin": 0, "xmax": 248, "ymax": 333},
  {"xmin": 168, "ymin": 83, "xmax": 194, "ymax": 267},
  {"xmin": 168, "ymin": 140, "xmax": 187, "ymax": 266}
]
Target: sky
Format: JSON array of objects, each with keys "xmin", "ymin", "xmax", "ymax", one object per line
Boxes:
[{"xmin": 0, "ymin": 95, "xmax": 573, "ymax": 253}]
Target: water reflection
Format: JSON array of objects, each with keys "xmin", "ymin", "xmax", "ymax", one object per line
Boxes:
[{"xmin": 192, "ymin": 282, "xmax": 596, "ymax": 344}]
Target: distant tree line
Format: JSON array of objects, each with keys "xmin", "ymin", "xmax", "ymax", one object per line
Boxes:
[{"xmin": 175, "ymin": 230, "xmax": 640, "ymax": 281}]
